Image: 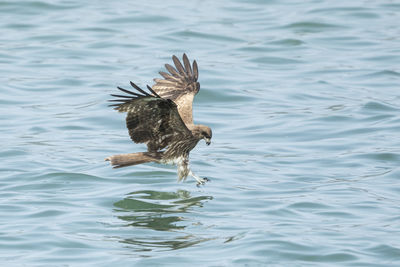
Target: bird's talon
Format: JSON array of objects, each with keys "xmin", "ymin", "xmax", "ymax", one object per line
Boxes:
[{"xmin": 196, "ymin": 178, "xmax": 210, "ymax": 187}]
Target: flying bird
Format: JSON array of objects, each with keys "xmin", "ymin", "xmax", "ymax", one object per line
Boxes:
[{"xmin": 105, "ymin": 54, "xmax": 212, "ymax": 186}]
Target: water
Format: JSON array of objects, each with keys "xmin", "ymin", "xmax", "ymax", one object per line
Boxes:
[{"xmin": 1, "ymin": 0, "xmax": 400, "ymax": 265}]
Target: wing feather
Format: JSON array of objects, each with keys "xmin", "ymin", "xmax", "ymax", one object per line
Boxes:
[
  {"xmin": 172, "ymin": 55, "xmax": 186, "ymax": 76},
  {"xmin": 109, "ymin": 83, "xmax": 192, "ymax": 151},
  {"xmin": 117, "ymin": 86, "xmax": 142, "ymax": 97},
  {"xmin": 192, "ymin": 60, "xmax": 199, "ymax": 80},
  {"xmin": 152, "ymin": 54, "xmax": 200, "ymax": 126},
  {"xmin": 182, "ymin": 53, "xmax": 192, "ymax": 76},
  {"xmin": 129, "ymin": 81, "xmax": 151, "ymax": 96},
  {"xmin": 165, "ymin": 64, "xmax": 180, "ymax": 78}
]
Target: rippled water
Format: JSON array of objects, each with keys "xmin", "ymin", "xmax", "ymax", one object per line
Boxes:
[{"xmin": 1, "ymin": 0, "xmax": 400, "ymax": 265}]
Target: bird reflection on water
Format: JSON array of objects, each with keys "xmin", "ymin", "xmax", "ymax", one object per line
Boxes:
[{"xmin": 113, "ymin": 190, "xmax": 213, "ymax": 251}]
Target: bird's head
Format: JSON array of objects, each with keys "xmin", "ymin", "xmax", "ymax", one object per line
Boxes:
[
  {"xmin": 191, "ymin": 125, "xmax": 212, "ymax": 145},
  {"xmin": 202, "ymin": 126, "xmax": 212, "ymax": 146}
]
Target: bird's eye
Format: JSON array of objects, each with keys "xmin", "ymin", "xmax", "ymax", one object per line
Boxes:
[
  {"xmin": 202, "ymin": 132, "xmax": 210, "ymax": 139},
  {"xmin": 202, "ymin": 132, "xmax": 210, "ymax": 138}
]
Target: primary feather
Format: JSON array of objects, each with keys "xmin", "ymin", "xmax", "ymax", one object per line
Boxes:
[{"xmin": 152, "ymin": 53, "xmax": 200, "ymax": 126}]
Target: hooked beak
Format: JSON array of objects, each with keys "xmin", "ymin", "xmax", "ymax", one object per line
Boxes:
[{"xmin": 205, "ymin": 138, "xmax": 211, "ymax": 146}]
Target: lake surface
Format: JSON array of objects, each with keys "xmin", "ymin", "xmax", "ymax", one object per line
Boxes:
[{"xmin": 1, "ymin": 0, "xmax": 400, "ymax": 266}]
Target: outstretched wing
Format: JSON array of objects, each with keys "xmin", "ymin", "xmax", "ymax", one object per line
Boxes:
[
  {"xmin": 152, "ymin": 53, "xmax": 200, "ymax": 126},
  {"xmin": 109, "ymin": 82, "xmax": 192, "ymax": 152}
]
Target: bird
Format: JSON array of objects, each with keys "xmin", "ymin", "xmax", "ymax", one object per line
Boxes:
[{"xmin": 105, "ymin": 54, "xmax": 212, "ymax": 186}]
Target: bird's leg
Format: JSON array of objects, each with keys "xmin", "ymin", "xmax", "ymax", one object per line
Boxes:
[{"xmin": 189, "ymin": 170, "xmax": 210, "ymax": 186}]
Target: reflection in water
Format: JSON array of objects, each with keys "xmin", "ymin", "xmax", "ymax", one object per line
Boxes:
[
  {"xmin": 113, "ymin": 190, "xmax": 213, "ymax": 252},
  {"xmin": 121, "ymin": 235, "xmax": 214, "ymax": 251}
]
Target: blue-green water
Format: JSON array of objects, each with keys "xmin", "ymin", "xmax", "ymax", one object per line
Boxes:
[{"xmin": 1, "ymin": 0, "xmax": 400, "ymax": 266}]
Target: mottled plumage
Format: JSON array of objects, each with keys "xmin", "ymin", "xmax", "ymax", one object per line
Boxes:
[
  {"xmin": 152, "ymin": 53, "xmax": 199, "ymax": 126},
  {"xmin": 105, "ymin": 54, "xmax": 212, "ymax": 186}
]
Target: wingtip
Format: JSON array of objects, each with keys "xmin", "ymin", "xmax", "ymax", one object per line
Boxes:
[
  {"xmin": 129, "ymin": 81, "xmax": 151, "ymax": 96},
  {"xmin": 146, "ymin": 85, "xmax": 161, "ymax": 98},
  {"xmin": 129, "ymin": 81, "xmax": 138, "ymax": 88},
  {"xmin": 182, "ymin": 53, "xmax": 192, "ymax": 76},
  {"xmin": 172, "ymin": 54, "xmax": 185, "ymax": 75},
  {"xmin": 116, "ymin": 86, "xmax": 142, "ymax": 97},
  {"xmin": 193, "ymin": 60, "xmax": 199, "ymax": 79}
]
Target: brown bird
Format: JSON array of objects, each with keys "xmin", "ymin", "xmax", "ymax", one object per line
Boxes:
[{"xmin": 105, "ymin": 54, "xmax": 212, "ymax": 186}]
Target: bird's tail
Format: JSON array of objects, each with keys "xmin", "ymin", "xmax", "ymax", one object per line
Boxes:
[{"xmin": 105, "ymin": 152, "xmax": 162, "ymax": 168}]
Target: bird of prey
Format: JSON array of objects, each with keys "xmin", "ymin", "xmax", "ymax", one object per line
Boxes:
[{"xmin": 105, "ymin": 54, "xmax": 212, "ymax": 186}]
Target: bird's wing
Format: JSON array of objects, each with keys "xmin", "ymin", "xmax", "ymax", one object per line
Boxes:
[
  {"xmin": 109, "ymin": 82, "xmax": 192, "ymax": 152},
  {"xmin": 152, "ymin": 53, "xmax": 200, "ymax": 126}
]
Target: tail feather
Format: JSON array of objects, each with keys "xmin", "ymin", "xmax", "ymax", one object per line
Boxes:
[{"xmin": 105, "ymin": 152, "xmax": 162, "ymax": 168}]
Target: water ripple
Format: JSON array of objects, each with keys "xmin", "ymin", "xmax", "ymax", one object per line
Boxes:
[{"xmin": 1, "ymin": 0, "xmax": 400, "ymax": 265}]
